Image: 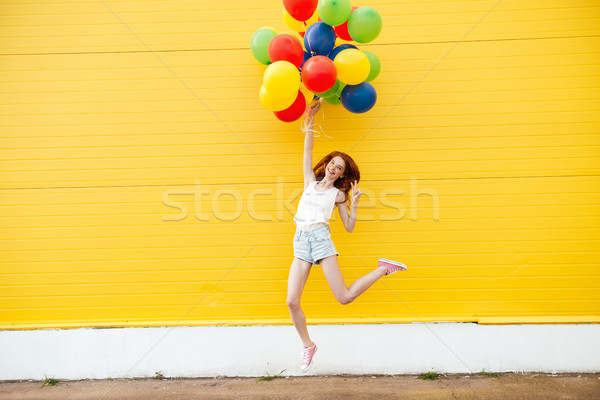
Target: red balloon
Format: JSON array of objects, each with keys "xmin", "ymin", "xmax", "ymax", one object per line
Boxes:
[
  {"xmin": 299, "ymin": 31, "xmax": 305, "ymax": 38},
  {"xmin": 301, "ymin": 55, "xmax": 337, "ymax": 93},
  {"xmin": 268, "ymin": 34, "xmax": 303, "ymax": 69},
  {"xmin": 283, "ymin": 0, "xmax": 318, "ymax": 22},
  {"xmin": 274, "ymin": 90, "xmax": 306, "ymax": 122},
  {"xmin": 334, "ymin": 7, "xmax": 358, "ymax": 41}
]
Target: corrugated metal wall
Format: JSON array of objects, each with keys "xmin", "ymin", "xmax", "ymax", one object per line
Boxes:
[{"xmin": 1, "ymin": 0, "xmax": 599, "ymax": 329}]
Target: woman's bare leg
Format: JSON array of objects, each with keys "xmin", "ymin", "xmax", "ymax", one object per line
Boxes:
[
  {"xmin": 319, "ymin": 255, "xmax": 387, "ymax": 304},
  {"xmin": 286, "ymin": 257, "xmax": 315, "ymax": 347}
]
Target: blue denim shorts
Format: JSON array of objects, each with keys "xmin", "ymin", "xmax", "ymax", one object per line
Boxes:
[{"xmin": 293, "ymin": 224, "xmax": 339, "ymax": 266}]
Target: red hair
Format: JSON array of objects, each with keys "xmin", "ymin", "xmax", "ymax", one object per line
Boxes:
[{"xmin": 313, "ymin": 151, "xmax": 360, "ymax": 212}]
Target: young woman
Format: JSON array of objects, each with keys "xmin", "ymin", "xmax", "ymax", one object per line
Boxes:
[{"xmin": 287, "ymin": 100, "xmax": 408, "ymax": 372}]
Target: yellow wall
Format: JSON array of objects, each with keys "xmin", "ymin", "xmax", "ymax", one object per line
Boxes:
[{"xmin": 1, "ymin": 0, "xmax": 599, "ymax": 329}]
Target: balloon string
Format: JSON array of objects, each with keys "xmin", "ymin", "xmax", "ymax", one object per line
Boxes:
[{"xmin": 300, "ymin": 98, "xmax": 333, "ymax": 139}]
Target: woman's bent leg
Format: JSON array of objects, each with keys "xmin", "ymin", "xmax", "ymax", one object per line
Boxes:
[
  {"xmin": 287, "ymin": 257, "xmax": 314, "ymax": 347},
  {"xmin": 320, "ymin": 255, "xmax": 387, "ymax": 305}
]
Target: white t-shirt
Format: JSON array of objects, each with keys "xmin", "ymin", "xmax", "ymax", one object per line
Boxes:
[{"xmin": 293, "ymin": 180, "xmax": 340, "ymax": 230}]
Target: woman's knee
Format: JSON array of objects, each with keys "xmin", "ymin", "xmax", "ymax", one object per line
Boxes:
[
  {"xmin": 335, "ymin": 291, "xmax": 354, "ymax": 305},
  {"xmin": 287, "ymin": 296, "xmax": 301, "ymax": 310}
]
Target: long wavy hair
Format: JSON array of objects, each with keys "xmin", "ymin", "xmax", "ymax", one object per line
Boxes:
[{"xmin": 313, "ymin": 151, "xmax": 360, "ymax": 212}]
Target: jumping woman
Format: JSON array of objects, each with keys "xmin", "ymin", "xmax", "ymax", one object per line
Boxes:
[{"xmin": 287, "ymin": 100, "xmax": 408, "ymax": 372}]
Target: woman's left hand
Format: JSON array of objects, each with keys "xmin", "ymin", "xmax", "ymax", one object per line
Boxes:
[
  {"xmin": 305, "ymin": 99, "xmax": 322, "ymax": 121},
  {"xmin": 351, "ymin": 180, "xmax": 362, "ymax": 206}
]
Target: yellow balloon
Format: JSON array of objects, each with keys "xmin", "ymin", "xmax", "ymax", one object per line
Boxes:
[
  {"xmin": 259, "ymin": 85, "xmax": 296, "ymax": 111},
  {"xmin": 282, "ymin": 8, "xmax": 319, "ymax": 32},
  {"xmin": 263, "ymin": 60, "xmax": 300, "ymax": 99},
  {"xmin": 333, "ymin": 49, "xmax": 370, "ymax": 85}
]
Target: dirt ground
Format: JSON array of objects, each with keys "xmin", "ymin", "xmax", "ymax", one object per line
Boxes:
[{"xmin": 1, "ymin": 373, "xmax": 599, "ymax": 400}]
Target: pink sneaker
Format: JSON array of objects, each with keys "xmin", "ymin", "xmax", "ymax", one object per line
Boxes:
[
  {"xmin": 379, "ymin": 258, "xmax": 407, "ymax": 275},
  {"xmin": 300, "ymin": 342, "xmax": 317, "ymax": 372}
]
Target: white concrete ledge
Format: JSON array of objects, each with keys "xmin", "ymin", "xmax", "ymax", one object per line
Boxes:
[{"xmin": 1, "ymin": 323, "xmax": 599, "ymax": 380}]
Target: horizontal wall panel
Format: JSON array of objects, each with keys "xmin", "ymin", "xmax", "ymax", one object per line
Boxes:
[
  {"xmin": 0, "ymin": 1, "xmax": 599, "ymax": 54},
  {"xmin": 1, "ymin": 36, "xmax": 599, "ymax": 188},
  {"xmin": 2, "ymin": 301, "xmax": 599, "ymax": 330},
  {"xmin": 1, "ymin": 176, "xmax": 599, "ymax": 327}
]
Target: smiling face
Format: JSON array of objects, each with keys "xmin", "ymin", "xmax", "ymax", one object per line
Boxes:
[{"xmin": 325, "ymin": 156, "xmax": 346, "ymax": 180}]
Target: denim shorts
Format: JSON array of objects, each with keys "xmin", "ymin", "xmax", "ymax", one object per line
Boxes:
[{"xmin": 293, "ymin": 224, "xmax": 339, "ymax": 266}]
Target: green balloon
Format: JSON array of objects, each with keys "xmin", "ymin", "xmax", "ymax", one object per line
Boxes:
[
  {"xmin": 317, "ymin": 0, "xmax": 352, "ymax": 27},
  {"xmin": 251, "ymin": 27, "xmax": 277, "ymax": 65},
  {"xmin": 363, "ymin": 51, "xmax": 381, "ymax": 82},
  {"xmin": 348, "ymin": 7, "xmax": 382, "ymax": 43},
  {"xmin": 336, "ymin": 82, "xmax": 347, "ymax": 97},
  {"xmin": 324, "ymin": 94, "xmax": 342, "ymax": 105},
  {"xmin": 315, "ymin": 79, "xmax": 341, "ymax": 98}
]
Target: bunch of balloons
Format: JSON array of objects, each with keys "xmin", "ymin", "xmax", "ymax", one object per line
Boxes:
[{"xmin": 251, "ymin": 0, "xmax": 383, "ymax": 122}]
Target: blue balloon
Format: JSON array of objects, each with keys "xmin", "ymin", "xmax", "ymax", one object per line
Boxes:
[
  {"xmin": 304, "ymin": 22, "xmax": 336, "ymax": 56},
  {"xmin": 341, "ymin": 82, "xmax": 377, "ymax": 113},
  {"xmin": 301, "ymin": 51, "xmax": 311, "ymax": 70},
  {"xmin": 328, "ymin": 44, "xmax": 358, "ymax": 61}
]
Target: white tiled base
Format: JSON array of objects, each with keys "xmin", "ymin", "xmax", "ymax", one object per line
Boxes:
[{"xmin": 1, "ymin": 323, "xmax": 599, "ymax": 380}]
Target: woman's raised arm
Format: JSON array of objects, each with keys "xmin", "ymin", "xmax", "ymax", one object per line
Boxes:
[{"xmin": 302, "ymin": 100, "xmax": 321, "ymax": 189}]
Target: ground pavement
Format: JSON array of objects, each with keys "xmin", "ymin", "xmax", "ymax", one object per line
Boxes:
[{"xmin": 1, "ymin": 373, "xmax": 599, "ymax": 399}]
